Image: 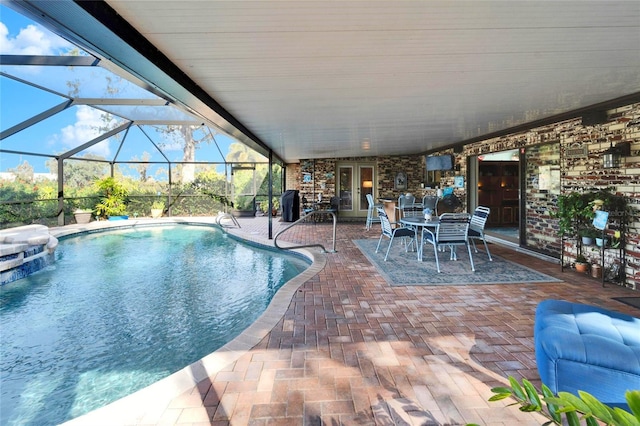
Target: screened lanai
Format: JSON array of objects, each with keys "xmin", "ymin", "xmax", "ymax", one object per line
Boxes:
[{"xmin": 0, "ymin": 8, "xmax": 283, "ymax": 230}]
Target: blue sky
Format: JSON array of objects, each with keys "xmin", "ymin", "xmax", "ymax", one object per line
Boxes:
[{"xmin": 0, "ymin": 5, "xmax": 244, "ymax": 176}]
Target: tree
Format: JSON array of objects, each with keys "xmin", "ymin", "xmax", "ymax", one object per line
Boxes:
[
  {"xmin": 131, "ymin": 151, "xmax": 151, "ymax": 182},
  {"xmin": 46, "ymin": 154, "xmax": 110, "ymax": 188},
  {"xmin": 226, "ymin": 141, "xmax": 266, "ymax": 165},
  {"xmin": 161, "ymin": 125, "xmax": 213, "ymax": 184},
  {"xmin": 9, "ymin": 160, "xmax": 34, "ymax": 183}
]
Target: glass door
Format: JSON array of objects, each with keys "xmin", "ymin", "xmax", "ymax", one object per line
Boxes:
[
  {"xmin": 472, "ymin": 149, "xmax": 521, "ymax": 244},
  {"xmin": 338, "ymin": 165, "xmax": 354, "ymax": 213},
  {"xmin": 337, "ymin": 162, "xmax": 376, "ymax": 219},
  {"xmin": 359, "ymin": 165, "xmax": 375, "ymax": 216}
]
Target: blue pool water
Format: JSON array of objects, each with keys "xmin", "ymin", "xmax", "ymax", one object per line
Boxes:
[{"xmin": 0, "ymin": 225, "xmax": 309, "ymax": 426}]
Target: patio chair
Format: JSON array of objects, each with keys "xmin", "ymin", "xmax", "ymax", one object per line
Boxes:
[
  {"xmin": 404, "ymin": 193, "xmax": 416, "ymax": 206},
  {"xmin": 313, "ymin": 196, "xmax": 340, "ymax": 223},
  {"xmin": 468, "ymin": 206, "xmax": 492, "ymax": 261},
  {"xmin": 422, "ymin": 212, "xmax": 475, "ymax": 273},
  {"xmin": 397, "ymin": 193, "xmax": 419, "ymax": 221},
  {"xmin": 375, "ymin": 207, "xmax": 415, "ymax": 261},
  {"xmin": 301, "ymin": 197, "xmax": 315, "ymax": 222},
  {"xmin": 365, "ymin": 194, "xmax": 383, "ymax": 230},
  {"xmin": 401, "ymin": 203, "xmax": 422, "ymax": 225},
  {"xmin": 421, "ymin": 195, "xmax": 439, "ymax": 216}
]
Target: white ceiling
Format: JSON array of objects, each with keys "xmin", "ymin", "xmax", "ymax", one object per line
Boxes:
[{"xmin": 12, "ymin": 1, "xmax": 640, "ymax": 163}]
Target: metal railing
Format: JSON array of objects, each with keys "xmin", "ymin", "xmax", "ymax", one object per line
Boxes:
[
  {"xmin": 274, "ymin": 210, "xmax": 337, "ymax": 253},
  {"xmin": 215, "ymin": 213, "xmax": 241, "ymax": 228}
]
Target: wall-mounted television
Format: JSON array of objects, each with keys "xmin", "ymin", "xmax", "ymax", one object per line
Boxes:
[{"xmin": 425, "ymin": 154, "xmax": 454, "ymax": 171}]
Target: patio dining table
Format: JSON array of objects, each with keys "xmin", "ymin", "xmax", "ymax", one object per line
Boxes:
[{"xmin": 399, "ymin": 216, "xmax": 439, "ymax": 261}]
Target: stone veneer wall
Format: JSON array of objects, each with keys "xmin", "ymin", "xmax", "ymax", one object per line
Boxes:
[
  {"xmin": 291, "ymin": 156, "xmax": 460, "ymax": 204},
  {"xmin": 460, "ymin": 102, "xmax": 640, "ymax": 289},
  {"xmin": 285, "ymin": 103, "xmax": 639, "ymax": 288}
]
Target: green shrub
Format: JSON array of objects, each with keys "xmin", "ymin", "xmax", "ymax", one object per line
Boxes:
[{"xmin": 466, "ymin": 376, "xmax": 640, "ymax": 426}]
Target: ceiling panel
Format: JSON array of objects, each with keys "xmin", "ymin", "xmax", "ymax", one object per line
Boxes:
[{"xmin": 17, "ymin": 0, "xmax": 640, "ymax": 163}]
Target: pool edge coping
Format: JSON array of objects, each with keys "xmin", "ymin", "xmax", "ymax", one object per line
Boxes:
[{"xmin": 54, "ymin": 217, "xmax": 325, "ymax": 426}]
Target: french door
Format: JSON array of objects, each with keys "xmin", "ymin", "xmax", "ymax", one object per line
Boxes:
[{"xmin": 337, "ymin": 162, "xmax": 376, "ymax": 219}]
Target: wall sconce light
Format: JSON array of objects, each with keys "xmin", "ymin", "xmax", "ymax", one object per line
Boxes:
[
  {"xmin": 602, "ymin": 141, "xmax": 631, "ymax": 169},
  {"xmin": 362, "ymin": 180, "xmax": 373, "ymax": 188}
]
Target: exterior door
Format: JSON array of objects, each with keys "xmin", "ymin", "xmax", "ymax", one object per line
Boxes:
[{"xmin": 337, "ymin": 162, "xmax": 376, "ymax": 219}]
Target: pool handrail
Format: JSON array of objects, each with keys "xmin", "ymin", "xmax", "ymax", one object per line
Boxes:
[
  {"xmin": 215, "ymin": 212, "xmax": 241, "ymax": 228},
  {"xmin": 274, "ymin": 210, "xmax": 337, "ymax": 253}
]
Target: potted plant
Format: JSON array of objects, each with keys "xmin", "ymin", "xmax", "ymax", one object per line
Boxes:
[
  {"xmin": 73, "ymin": 208, "xmax": 93, "ymax": 224},
  {"xmin": 554, "ymin": 192, "xmax": 595, "ymax": 238},
  {"xmin": 596, "ymin": 236, "xmax": 609, "ymax": 247},
  {"xmin": 94, "ymin": 176, "xmax": 129, "ymax": 220},
  {"xmin": 575, "ymin": 253, "xmax": 589, "ymax": 273},
  {"xmin": 259, "ymin": 197, "xmax": 280, "ymax": 217},
  {"xmin": 150, "ymin": 200, "xmax": 165, "ymax": 218},
  {"xmin": 579, "ymin": 227, "xmax": 599, "ymax": 245}
]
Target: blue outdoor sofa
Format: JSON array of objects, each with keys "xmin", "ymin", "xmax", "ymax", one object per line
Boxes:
[{"xmin": 534, "ymin": 299, "xmax": 640, "ymax": 410}]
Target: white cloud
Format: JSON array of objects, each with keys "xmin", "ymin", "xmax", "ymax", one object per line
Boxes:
[
  {"xmin": 57, "ymin": 106, "xmax": 116, "ymax": 158},
  {"xmin": 0, "ymin": 21, "xmax": 72, "ymax": 55}
]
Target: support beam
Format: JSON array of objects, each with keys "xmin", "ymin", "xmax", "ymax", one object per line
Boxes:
[
  {"xmin": 58, "ymin": 122, "xmax": 132, "ymax": 160},
  {"xmin": 57, "ymin": 158, "xmax": 64, "ymax": 226},
  {"xmin": 1, "ymin": 100, "xmax": 73, "ymax": 140},
  {"xmin": 268, "ymin": 149, "xmax": 273, "ymax": 240}
]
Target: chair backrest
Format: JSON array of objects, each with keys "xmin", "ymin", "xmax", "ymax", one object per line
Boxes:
[
  {"xmin": 422, "ymin": 195, "xmax": 438, "ymax": 212},
  {"xmin": 398, "ymin": 194, "xmax": 406, "ymax": 209},
  {"xmin": 366, "ymin": 193, "xmax": 375, "ymax": 209},
  {"xmin": 376, "ymin": 207, "xmax": 393, "ymax": 237},
  {"xmin": 329, "ymin": 196, "xmax": 340, "ymax": 211},
  {"xmin": 436, "ymin": 213, "xmax": 470, "ymax": 244},
  {"xmin": 405, "ymin": 194, "xmax": 415, "ymax": 205},
  {"xmin": 470, "ymin": 206, "xmax": 490, "ymax": 233},
  {"xmin": 402, "ymin": 204, "xmax": 422, "ymax": 217}
]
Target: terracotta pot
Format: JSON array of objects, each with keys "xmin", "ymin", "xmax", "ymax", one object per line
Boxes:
[{"xmin": 575, "ymin": 262, "xmax": 589, "ymax": 273}]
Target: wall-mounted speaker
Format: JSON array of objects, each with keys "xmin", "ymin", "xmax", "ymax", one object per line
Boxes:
[{"xmin": 582, "ymin": 110, "xmax": 608, "ymax": 126}]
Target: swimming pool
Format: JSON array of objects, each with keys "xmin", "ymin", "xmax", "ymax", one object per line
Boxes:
[{"xmin": 0, "ymin": 224, "xmax": 310, "ymax": 426}]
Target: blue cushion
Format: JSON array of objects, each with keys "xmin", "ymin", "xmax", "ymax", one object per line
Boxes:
[{"xmin": 534, "ymin": 299, "xmax": 640, "ymax": 410}]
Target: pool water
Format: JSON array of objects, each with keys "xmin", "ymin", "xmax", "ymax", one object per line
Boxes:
[{"xmin": 0, "ymin": 225, "xmax": 309, "ymax": 426}]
